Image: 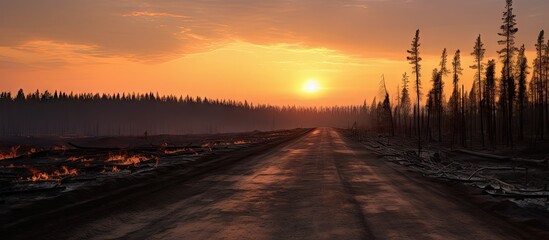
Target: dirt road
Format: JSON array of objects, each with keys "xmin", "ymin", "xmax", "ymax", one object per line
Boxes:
[{"xmin": 2, "ymin": 128, "xmax": 541, "ymax": 239}]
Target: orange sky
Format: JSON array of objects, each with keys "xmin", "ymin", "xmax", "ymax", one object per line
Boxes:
[{"xmin": 1, "ymin": 0, "xmax": 548, "ymax": 107}]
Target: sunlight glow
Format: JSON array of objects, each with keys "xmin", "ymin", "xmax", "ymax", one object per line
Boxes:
[{"xmin": 303, "ymin": 80, "xmax": 320, "ymax": 93}]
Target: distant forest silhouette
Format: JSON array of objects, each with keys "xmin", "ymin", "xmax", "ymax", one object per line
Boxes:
[{"xmin": 0, "ymin": 89, "xmax": 369, "ymax": 136}]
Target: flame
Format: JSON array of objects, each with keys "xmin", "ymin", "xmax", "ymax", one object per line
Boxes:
[
  {"xmin": 28, "ymin": 168, "xmax": 50, "ymax": 181},
  {"xmin": 107, "ymin": 153, "xmax": 149, "ymax": 166},
  {"xmin": 27, "ymin": 166, "xmax": 78, "ymax": 182},
  {"xmin": 27, "ymin": 147, "xmax": 37, "ymax": 155},
  {"xmin": 0, "ymin": 146, "xmax": 20, "ymax": 160},
  {"xmin": 201, "ymin": 143, "xmax": 213, "ymax": 151},
  {"xmin": 68, "ymin": 156, "xmax": 93, "ymax": 162},
  {"xmin": 68, "ymin": 156, "xmax": 81, "ymax": 161},
  {"xmin": 233, "ymin": 140, "xmax": 248, "ymax": 145},
  {"xmin": 51, "ymin": 145, "xmax": 68, "ymax": 151},
  {"xmin": 163, "ymin": 149, "xmax": 185, "ymax": 154},
  {"xmin": 53, "ymin": 166, "xmax": 78, "ymax": 176},
  {"xmin": 201, "ymin": 143, "xmax": 212, "ymax": 148},
  {"xmin": 101, "ymin": 166, "xmax": 120, "ymax": 173}
]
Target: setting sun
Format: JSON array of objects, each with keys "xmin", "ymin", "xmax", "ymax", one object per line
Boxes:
[{"xmin": 303, "ymin": 80, "xmax": 320, "ymax": 93}]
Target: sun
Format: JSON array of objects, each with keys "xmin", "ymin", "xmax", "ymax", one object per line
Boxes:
[{"xmin": 303, "ymin": 80, "xmax": 320, "ymax": 93}]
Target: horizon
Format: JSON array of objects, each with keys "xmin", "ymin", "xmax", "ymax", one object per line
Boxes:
[{"xmin": 1, "ymin": 0, "xmax": 548, "ymax": 107}]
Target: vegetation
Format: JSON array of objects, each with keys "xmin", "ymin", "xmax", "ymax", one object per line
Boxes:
[
  {"xmin": 388, "ymin": 0, "xmax": 549, "ymax": 151},
  {"xmin": 0, "ymin": 91, "xmax": 368, "ymax": 136}
]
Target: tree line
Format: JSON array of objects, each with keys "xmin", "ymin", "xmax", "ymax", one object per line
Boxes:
[
  {"xmin": 376, "ymin": 0, "xmax": 549, "ymax": 157},
  {"xmin": 0, "ymin": 89, "xmax": 370, "ymax": 136}
]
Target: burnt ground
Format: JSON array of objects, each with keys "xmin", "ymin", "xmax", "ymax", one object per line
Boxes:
[
  {"xmin": 0, "ymin": 129, "xmax": 311, "ymax": 222},
  {"xmin": 1, "ymin": 127, "xmax": 548, "ymax": 239},
  {"xmin": 343, "ymin": 128, "xmax": 549, "ymax": 237}
]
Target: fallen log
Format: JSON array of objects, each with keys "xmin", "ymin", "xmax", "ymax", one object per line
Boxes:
[
  {"xmin": 467, "ymin": 167, "xmax": 526, "ymax": 181},
  {"xmin": 68, "ymin": 143, "xmax": 120, "ymax": 151},
  {"xmin": 484, "ymin": 190, "xmax": 549, "ymax": 198},
  {"xmin": 457, "ymin": 149, "xmax": 547, "ymax": 164}
]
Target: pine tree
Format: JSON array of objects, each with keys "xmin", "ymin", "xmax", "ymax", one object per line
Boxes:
[
  {"xmin": 401, "ymin": 73, "xmax": 412, "ymax": 136},
  {"xmin": 485, "ymin": 60, "xmax": 497, "ymax": 144},
  {"xmin": 429, "ymin": 68, "xmax": 443, "ymax": 142},
  {"xmin": 497, "ymin": 0, "xmax": 519, "ymax": 147},
  {"xmin": 535, "ymin": 30, "xmax": 545, "ymax": 139},
  {"xmin": 15, "ymin": 89, "xmax": 25, "ymax": 101},
  {"xmin": 407, "ymin": 29, "xmax": 422, "ymax": 158},
  {"xmin": 471, "ymin": 35, "xmax": 486, "ymax": 147},
  {"xmin": 380, "ymin": 75, "xmax": 395, "ymax": 136},
  {"xmin": 436, "ymin": 49, "xmax": 448, "ymax": 142},
  {"xmin": 516, "ymin": 45, "xmax": 529, "ymax": 140},
  {"xmin": 450, "ymin": 50, "xmax": 463, "ymax": 144},
  {"xmin": 546, "ymin": 39, "xmax": 549, "ymax": 134}
]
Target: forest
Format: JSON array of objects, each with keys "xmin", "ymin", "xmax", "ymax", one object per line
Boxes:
[
  {"xmin": 0, "ymin": 90, "xmax": 367, "ymax": 136},
  {"xmin": 372, "ymin": 0, "xmax": 549, "ymax": 153}
]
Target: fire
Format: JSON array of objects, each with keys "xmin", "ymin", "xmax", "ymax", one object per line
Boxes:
[
  {"xmin": 0, "ymin": 146, "xmax": 20, "ymax": 160},
  {"xmin": 163, "ymin": 149, "xmax": 185, "ymax": 154},
  {"xmin": 233, "ymin": 140, "xmax": 248, "ymax": 145},
  {"xmin": 53, "ymin": 166, "xmax": 78, "ymax": 176},
  {"xmin": 107, "ymin": 153, "xmax": 149, "ymax": 166},
  {"xmin": 68, "ymin": 156, "xmax": 81, "ymax": 161},
  {"xmin": 101, "ymin": 166, "xmax": 120, "ymax": 173},
  {"xmin": 27, "ymin": 166, "xmax": 78, "ymax": 182},
  {"xmin": 51, "ymin": 145, "xmax": 68, "ymax": 151},
  {"xmin": 27, "ymin": 147, "xmax": 37, "ymax": 155},
  {"xmin": 201, "ymin": 143, "xmax": 214, "ymax": 151},
  {"xmin": 68, "ymin": 156, "xmax": 93, "ymax": 162},
  {"xmin": 28, "ymin": 168, "xmax": 50, "ymax": 181},
  {"xmin": 201, "ymin": 143, "xmax": 213, "ymax": 148}
]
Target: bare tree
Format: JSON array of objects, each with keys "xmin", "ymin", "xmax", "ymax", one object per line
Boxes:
[{"xmin": 407, "ymin": 29, "xmax": 422, "ymax": 158}]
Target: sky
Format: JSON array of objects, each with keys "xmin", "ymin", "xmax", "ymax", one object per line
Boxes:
[{"xmin": 1, "ymin": 0, "xmax": 548, "ymax": 107}]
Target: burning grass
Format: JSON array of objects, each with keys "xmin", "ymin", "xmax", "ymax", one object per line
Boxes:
[
  {"xmin": 107, "ymin": 153, "xmax": 151, "ymax": 166},
  {"xmin": 101, "ymin": 166, "xmax": 121, "ymax": 173},
  {"xmin": 0, "ymin": 146, "xmax": 20, "ymax": 160},
  {"xmin": 0, "ymin": 129, "xmax": 301, "ymax": 206},
  {"xmin": 26, "ymin": 166, "xmax": 78, "ymax": 182}
]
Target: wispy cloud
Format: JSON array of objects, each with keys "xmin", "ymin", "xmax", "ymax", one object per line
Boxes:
[{"xmin": 122, "ymin": 11, "xmax": 190, "ymax": 19}]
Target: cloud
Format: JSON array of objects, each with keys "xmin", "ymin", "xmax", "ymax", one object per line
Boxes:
[
  {"xmin": 0, "ymin": 0, "xmax": 548, "ymax": 64},
  {"xmin": 122, "ymin": 11, "xmax": 190, "ymax": 19}
]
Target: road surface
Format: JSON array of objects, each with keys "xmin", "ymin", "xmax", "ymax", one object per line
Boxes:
[{"xmin": 3, "ymin": 128, "xmax": 539, "ymax": 239}]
